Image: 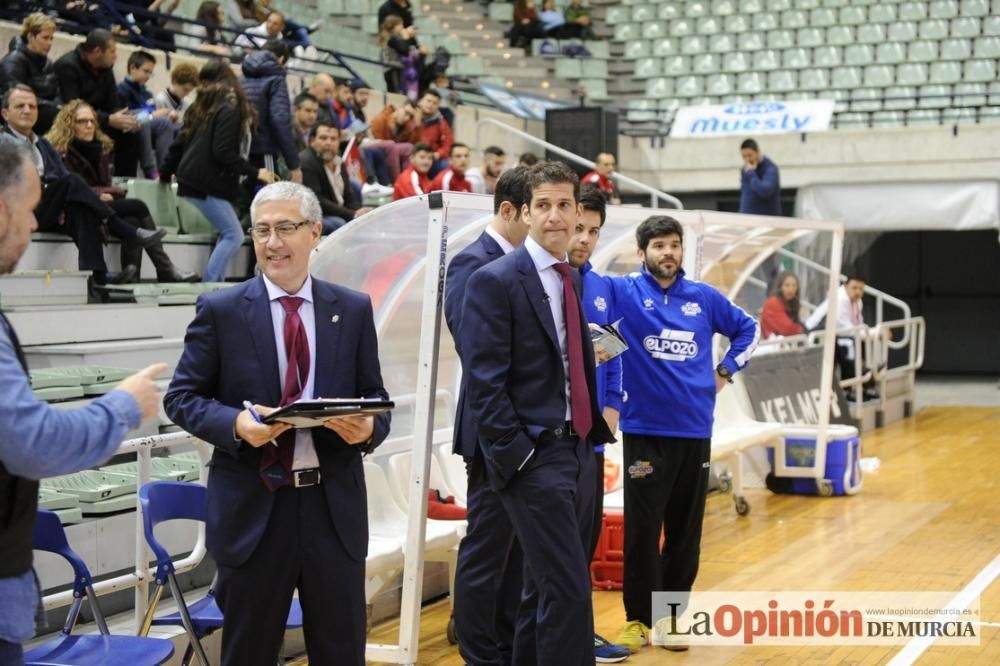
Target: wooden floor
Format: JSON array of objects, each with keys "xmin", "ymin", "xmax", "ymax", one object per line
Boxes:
[{"xmin": 326, "ymin": 407, "xmax": 1000, "ymax": 665}]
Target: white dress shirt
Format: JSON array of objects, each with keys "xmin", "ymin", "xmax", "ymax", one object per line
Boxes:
[
  {"xmin": 484, "ymin": 224, "xmax": 515, "ymax": 255},
  {"xmin": 263, "ymin": 274, "xmax": 320, "ymax": 471},
  {"xmin": 524, "ymin": 236, "xmax": 572, "ymax": 421}
]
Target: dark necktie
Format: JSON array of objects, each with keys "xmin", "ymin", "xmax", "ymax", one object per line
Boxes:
[
  {"xmin": 551, "ymin": 263, "xmax": 592, "ymax": 440},
  {"xmin": 259, "ymin": 296, "xmax": 311, "ymax": 492}
]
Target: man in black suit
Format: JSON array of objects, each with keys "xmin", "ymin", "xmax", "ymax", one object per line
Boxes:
[
  {"xmin": 445, "ymin": 167, "xmax": 531, "ymax": 666},
  {"xmin": 299, "ymin": 121, "xmax": 371, "ymax": 234},
  {"xmin": 164, "ymin": 182, "xmax": 390, "ymax": 666},
  {"xmin": 461, "ymin": 161, "xmax": 615, "ymax": 665}
]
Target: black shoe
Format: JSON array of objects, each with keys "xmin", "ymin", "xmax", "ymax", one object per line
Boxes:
[
  {"xmin": 106, "ymin": 264, "xmax": 139, "ymax": 284},
  {"xmin": 157, "ymin": 268, "xmax": 200, "ymax": 283},
  {"xmin": 134, "ymin": 227, "xmax": 167, "ymax": 248},
  {"xmin": 862, "ymin": 389, "xmax": 881, "ymax": 401}
]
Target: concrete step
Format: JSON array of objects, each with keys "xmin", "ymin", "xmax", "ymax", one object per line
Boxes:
[
  {"xmin": 0, "ymin": 270, "xmax": 90, "ymax": 307},
  {"xmin": 23, "ymin": 337, "xmax": 185, "ymax": 374},
  {"xmin": 4, "ymin": 303, "xmax": 195, "ymax": 346}
]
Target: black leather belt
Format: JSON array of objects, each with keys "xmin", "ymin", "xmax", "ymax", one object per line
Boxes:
[
  {"xmin": 292, "ymin": 468, "xmax": 321, "ymax": 487},
  {"xmin": 553, "ymin": 422, "xmax": 579, "ymax": 439}
]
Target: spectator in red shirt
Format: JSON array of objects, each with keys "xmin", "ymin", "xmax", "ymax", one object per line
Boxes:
[
  {"xmin": 582, "ymin": 152, "xmax": 621, "ymax": 205},
  {"xmin": 392, "ymin": 142, "xmax": 434, "ymax": 200},
  {"xmin": 430, "ymin": 142, "xmax": 472, "ymax": 193},
  {"xmin": 417, "ymin": 90, "xmax": 453, "ymax": 177},
  {"xmin": 760, "ymin": 270, "xmax": 805, "ymax": 338}
]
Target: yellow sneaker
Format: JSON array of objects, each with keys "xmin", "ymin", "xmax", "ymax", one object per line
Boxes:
[
  {"xmin": 653, "ymin": 615, "xmax": 690, "ymax": 651},
  {"xmin": 615, "ymin": 620, "xmax": 650, "ymax": 653}
]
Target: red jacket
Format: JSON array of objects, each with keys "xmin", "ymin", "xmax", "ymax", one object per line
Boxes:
[
  {"xmin": 419, "ymin": 114, "xmax": 454, "ymax": 159},
  {"xmin": 431, "ymin": 168, "xmax": 471, "ymax": 193},
  {"xmin": 760, "ymin": 295, "xmax": 804, "ymax": 338},
  {"xmin": 393, "ymin": 165, "xmax": 432, "ymax": 200},
  {"xmin": 582, "ymin": 170, "xmax": 615, "ymax": 197}
]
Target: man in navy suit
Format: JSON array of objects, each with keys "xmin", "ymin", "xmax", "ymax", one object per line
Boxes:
[
  {"xmin": 164, "ymin": 182, "xmax": 390, "ymax": 666},
  {"xmin": 461, "ymin": 161, "xmax": 615, "ymax": 665},
  {"xmin": 445, "ymin": 167, "xmax": 531, "ymax": 666}
]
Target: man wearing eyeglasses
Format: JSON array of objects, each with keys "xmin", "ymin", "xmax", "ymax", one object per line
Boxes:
[{"xmin": 164, "ymin": 182, "xmax": 391, "ymax": 666}]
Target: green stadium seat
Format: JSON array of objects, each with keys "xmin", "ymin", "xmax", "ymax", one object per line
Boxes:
[
  {"xmin": 930, "ymin": 0, "xmax": 960, "ymax": 18},
  {"xmin": 743, "ymin": 0, "xmax": 765, "ymax": 11},
  {"xmin": 953, "ymin": 82, "xmax": 987, "ymax": 106},
  {"xmin": 669, "ymin": 19, "xmax": 693, "ymax": 37},
  {"xmin": 821, "ymin": 0, "xmax": 848, "ymax": 7},
  {"xmin": 686, "ymin": 1, "xmax": 710, "ymax": 17},
  {"xmin": 698, "ymin": 17, "xmax": 722, "ymax": 34},
  {"xmin": 632, "ymin": 5, "xmax": 656, "ymax": 22},
  {"xmin": 838, "ymin": 6, "xmax": 867, "ymax": 25},
  {"xmin": 724, "ymin": 51, "xmax": 752, "ymax": 72},
  {"xmin": 754, "ymin": 12, "xmax": 779, "ymax": 31},
  {"xmin": 783, "ymin": 47, "xmax": 811, "ymax": 68},
  {"xmin": 627, "ymin": 100, "xmax": 658, "ymax": 123},
  {"xmin": 767, "ymin": 0, "xmax": 792, "ymax": 11},
  {"xmin": 888, "ymin": 22, "xmax": 919, "ymax": 41},
  {"xmin": 960, "ymin": 0, "xmax": 990, "ymax": 16},
  {"xmin": 796, "ymin": 0, "xmax": 821, "ymax": 9},
  {"xmin": 836, "ymin": 112, "xmax": 869, "ymax": 127},
  {"xmin": 361, "ymin": 14, "xmax": 378, "ymax": 34},
  {"xmin": 653, "ymin": 37, "xmax": 680, "ymax": 56},
  {"xmin": 781, "ymin": 9, "xmax": 808, "ymax": 28},
  {"xmin": 826, "ymin": 25, "xmax": 854, "ymax": 45},
  {"xmin": 692, "ymin": 53, "xmax": 719, "ymax": 73},
  {"xmin": 907, "ymin": 40, "xmax": 939, "ymax": 61},
  {"xmin": 675, "ymin": 75, "xmax": 704, "ymax": 96},
  {"xmin": 741, "ymin": 33, "xmax": 766, "ymax": 50},
  {"xmin": 940, "ymin": 38, "xmax": 973, "ymax": 60},
  {"xmin": 767, "ymin": 29, "xmax": 795, "ymax": 49},
  {"xmin": 942, "ymin": 107, "xmax": 978, "ymax": 124},
  {"xmin": 918, "ymin": 84, "xmax": 953, "ymax": 108},
  {"xmin": 799, "ymin": 68, "xmax": 829, "ymax": 90},
  {"xmin": 585, "ymin": 41, "xmax": 611, "ymax": 58},
  {"xmin": 581, "ymin": 59, "xmax": 609, "ymax": 79},
  {"xmin": 706, "ymin": 73, "xmax": 735, "ymax": 95},
  {"xmin": 710, "ymin": 34, "xmax": 736, "ymax": 53},
  {"xmin": 634, "ymin": 57, "xmax": 661, "ymax": 78},
  {"xmin": 899, "ymin": 2, "xmax": 929, "ymax": 20},
  {"xmin": 832, "ymin": 66, "xmax": 863, "ymax": 88},
  {"xmin": 813, "ymin": 45, "xmax": 841, "ymax": 66},
  {"xmin": 797, "ymin": 27, "xmax": 824, "ymax": 47},
  {"xmin": 851, "ymin": 88, "xmax": 882, "ymax": 112},
  {"xmin": 615, "ymin": 23, "xmax": 642, "ymax": 42},
  {"xmin": 726, "ymin": 15, "xmax": 751, "ymax": 33},
  {"xmin": 877, "ymin": 43, "xmax": 907, "ymax": 64},
  {"xmin": 990, "ymin": 81, "xmax": 1000, "ymax": 104},
  {"xmin": 664, "ymin": 55, "xmax": 690, "ymax": 76},
  {"xmin": 754, "ymin": 49, "xmax": 781, "ymax": 70},
  {"xmin": 981, "ymin": 106, "xmax": 1000, "ymax": 122},
  {"xmin": 833, "ymin": 99, "xmax": 850, "ymax": 111},
  {"xmin": 884, "ymin": 86, "xmax": 918, "ymax": 109},
  {"xmin": 126, "ymin": 179, "xmax": 180, "ymax": 233},
  {"xmin": 986, "ymin": 16, "xmax": 1000, "ymax": 35},
  {"xmin": 898, "ymin": 63, "xmax": 930, "ymax": 85},
  {"xmin": 906, "ymin": 109, "xmax": 941, "ymax": 125},
  {"xmin": 871, "ymin": 111, "xmax": 906, "ymax": 127},
  {"xmin": 581, "ymin": 78, "xmax": 609, "ymax": 101},
  {"xmin": 682, "ymin": 35, "xmax": 709, "ymax": 53},
  {"xmin": 868, "ymin": 5, "xmax": 897, "ymax": 23},
  {"xmin": 857, "ymin": 24, "xmax": 886, "ymax": 44},
  {"xmin": 964, "ymin": 59, "xmax": 998, "ymax": 81},
  {"xmin": 454, "ymin": 56, "xmax": 485, "ymax": 77},
  {"xmin": 488, "ymin": 3, "xmax": 514, "ymax": 21},
  {"xmin": 658, "ymin": 4, "xmax": 681, "ymax": 20},
  {"xmin": 625, "ymin": 40, "xmax": 653, "ymax": 59},
  {"xmin": 845, "ymin": 44, "xmax": 874, "ymax": 66},
  {"xmin": 974, "ymin": 36, "xmax": 1000, "ymax": 58},
  {"xmin": 555, "ymin": 59, "xmax": 583, "ymax": 79},
  {"xmin": 864, "ymin": 65, "xmax": 894, "ymax": 87},
  {"xmin": 767, "ymin": 69, "xmax": 797, "ymax": 92},
  {"xmin": 950, "ymin": 17, "xmax": 981, "ymax": 37},
  {"xmin": 809, "ymin": 8, "xmax": 836, "ymax": 26},
  {"xmin": 605, "ymin": 6, "xmax": 630, "ymax": 24},
  {"xmin": 714, "ymin": 0, "xmax": 738, "ymax": 15},
  {"xmin": 919, "ymin": 19, "xmax": 950, "ymax": 39},
  {"xmin": 644, "ymin": 77, "xmax": 674, "ymax": 99}
]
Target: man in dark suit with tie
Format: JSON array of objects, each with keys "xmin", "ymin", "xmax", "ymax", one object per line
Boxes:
[
  {"xmin": 164, "ymin": 182, "xmax": 390, "ymax": 666},
  {"xmin": 461, "ymin": 161, "xmax": 615, "ymax": 665},
  {"xmin": 445, "ymin": 166, "xmax": 531, "ymax": 665}
]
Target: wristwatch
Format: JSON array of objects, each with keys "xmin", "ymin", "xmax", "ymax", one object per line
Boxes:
[{"xmin": 715, "ymin": 363, "xmax": 733, "ymax": 384}]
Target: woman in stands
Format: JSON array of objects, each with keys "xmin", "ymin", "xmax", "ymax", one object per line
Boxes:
[
  {"xmin": 510, "ymin": 0, "xmax": 546, "ymax": 49},
  {"xmin": 0, "ymin": 13, "xmax": 61, "ymax": 134},
  {"xmin": 160, "ymin": 58, "xmax": 274, "ymax": 283},
  {"xmin": 177, "ymin": 1, "xmax": 234, "ymax": 57},
  {"xmin": 379, "ymin": 15, "xmax": 424, "ymax": 97},
  {"xmin": 47, "ymin": 100, "xmax": 198, "ymax": 283},
  {"xmin": 760, "ymin": 270, "xmax": 805, "ymax": 338}
]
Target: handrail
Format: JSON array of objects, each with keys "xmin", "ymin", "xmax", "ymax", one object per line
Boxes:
[{"xmin": 475, "ymin": 117, "xmax": 684, "ymax": 210}]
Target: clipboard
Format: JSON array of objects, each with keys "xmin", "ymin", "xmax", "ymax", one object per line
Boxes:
[{"xmin": 261, "ymin": 398, "xmax": 395, "ymax": 428}]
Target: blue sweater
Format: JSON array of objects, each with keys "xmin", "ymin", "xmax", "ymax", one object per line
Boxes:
[
  {"xmin": 605, "ymin": 267, "xmax": 759, "ymax": 439},
  {"xmin": 580, "ymin": 262, "xmax": 623, "ymax": 452},
  {"xmin": 739, "ymin": 155, "xmax": 782, "ymax": 216}
]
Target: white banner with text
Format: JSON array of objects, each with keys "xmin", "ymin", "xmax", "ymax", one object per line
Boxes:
[{"xmin": 671, "ymin": 100, "xmax": 835, "ymax": 138}]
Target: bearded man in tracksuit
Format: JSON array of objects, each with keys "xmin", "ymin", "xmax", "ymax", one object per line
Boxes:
[{"xmin": 609, "ymin": 215, "xmax": 759, "ymax": 654}]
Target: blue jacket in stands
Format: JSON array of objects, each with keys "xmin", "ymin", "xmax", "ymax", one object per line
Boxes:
[
  {"xmin": 738, "ymin": 155, "xmax": 782, "ymax": 216},
  {"xmin": 116, "ymin": 77, "xmax": 154, "ymax": 110},
  {"xmin": 240, "ymin": 50, "xmax": 300, "ymax": 170},
  {"xmin": 605, "ymin": 267, "xmax": 759, "ymax": 439},
  {"xmin": 580, "ymin": 261, "xmax": 623, "ymax": 453}
]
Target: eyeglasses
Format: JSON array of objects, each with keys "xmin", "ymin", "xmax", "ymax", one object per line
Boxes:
[
  {"xmin": 74, "ymin": 118, "xmax": 96, "ymax": 125},
  {"xmin": 249, "ymin": 220, "xmax": 311, "ymax": 242}
]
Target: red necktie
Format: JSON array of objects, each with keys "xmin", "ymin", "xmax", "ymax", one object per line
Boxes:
[
  {"xmin": 552, "ymin": 263, "xmax": 592, "ymax": 440},
  {"xmin": 259, "ymin": 296, "xmax": 311, "ymax": 492}
]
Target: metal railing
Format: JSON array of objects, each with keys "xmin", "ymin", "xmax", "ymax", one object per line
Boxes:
[{"xmin": 475, "ymin": 117, "xmax": 685, "ymax": 209}]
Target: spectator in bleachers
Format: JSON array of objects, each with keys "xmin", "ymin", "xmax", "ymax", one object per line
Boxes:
[
  {"xmin": 378, "ymin": 0, "xmax": 414, "ymax": 29},
  {"xmin": 130, "ymin": 0, "xmax": 182, "ymax": 51},
  {"xmin": 538, "ymin": 0, "xmax": 567, "ymax": 37},
  {"xmin": 117, "ymin": 50, "xmax": 175, "ymax": 176},
  {"xmin": 430, "ymin": 142, "xmax": 471, "ymax": 193},
  {"xmin": 417, "ymin": 90, "xmax": 452, "ymax": 178},
  {"xmin": 428, "ymin": 73, "xmax": 458, "ymax": 128},
  {"xmin": 234, "ymin": 8, "xmax": 285, "ymax": 50},
  {"xmin": 1, "ymin": 84, "xmax": 165, "ymax": 286},
  {"xmin": 392, "ymin": 141, "xmax": 432, "ymax": 200},
  {"xmin": 367, "ymin": 101, "xmax": 416, "ymax": 182},
  {"xmin": 760, "ymin": 270, "xmax": 804, "ymax": 338},
  {"xmin": 379, "ymin": 15, "xmax": 424, "ymax": 98},
  {"xmin": 0, "ymin": 13, "xmax": 61, "ymax": 136},
  {"xmin": 509, "ymin": 0, "xmax": 546, "ymax": 49},
  {"xmin": 241, "ymin": 40, "xmax": 302, "ymax": 183},
  {"xmin": 466, "ymin": 145, "xmax": 506, "ymax": 195},
  {"xmin": 518, "ymin": 151, "xmax": 539, "ymax": 167},
  {"xmin": 564, "ymin": 0, "xmax": 597, "ymax": 40},
  {"xmin": 582, "ymin": 151, "xmax": 621, "ymax": 204},
  {"xmin": 291, "ymin": 91, "xmax": 319, "ymax": 152},
  {"xmin": 54, "ymin": 28, "xmax": 143, "ymax": 178},
  {"xmin": 52, "ymin": 0, "xmax": 113, "ymax": 34},
  {"xmin": 326, "ymin": 78, "xmax": 357, "ymax": 130},
  {"xmin": 225, "ymin": 0, "xmax": 267, "ymax": 29},
  {"xmin": 153, "ymin": 61, "xmax": 198, "ymax": 134},
  {"xmin": 349, "ymin": 80, "xmax": 369, "ymax": 123},
  {"xmin": 0, "ymin": 135, "xmax": 165, "ymax": 664},
  {"xmin": 160, "ymin": 58, "xmax": 276, "ymax": 282},
  {"xmin": 307, "ymin": 73, "xmax": 336, "ymax": 125},
  {"xmin": 47, "ymin": 99, "xmax": 198, "ymax": 282},
  {"xmin": 177, "ymin": 1, "xmax": 234, "ymax": 57},
  {"xmin": 300, "ymin": 121, "xmax": 371, "ymax": 234}
]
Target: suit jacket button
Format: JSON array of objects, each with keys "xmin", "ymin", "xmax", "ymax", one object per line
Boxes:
[{"xmin": 554, "ymin": 427, "xmax": 563, "ymax": 437}]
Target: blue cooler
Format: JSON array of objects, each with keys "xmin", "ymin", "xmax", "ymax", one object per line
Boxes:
[{"xmin": 766, "ymin": 424, "xmax": 862, "ymax": 496}]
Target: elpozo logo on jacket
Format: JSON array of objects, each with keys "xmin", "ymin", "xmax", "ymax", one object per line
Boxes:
[{"xmin": 643, "ymin": 329, "xmax": 699, "ymax": 361}]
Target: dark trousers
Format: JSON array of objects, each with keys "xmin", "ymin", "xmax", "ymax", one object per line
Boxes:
[
  {"xmin": 0, "ymin": 638, "xmax": 23, "ymax": 666},
  {"xmin": 622, "ymin": 434, "xmax": 711, "ymax": 626},
  {"xmin": 499, "ymin": 432, "xmax": 596, "ymax": 666},
  {"xmin": 36, "ymin": 175, "xmax": 113, "ymax": 273},
  {"xmin": 589, "ymin": 450, "xmax": 605, "ymax": 559},
  {"xmin": 214, "ymin": 484, "xmax": 366, "ymax": 666},
  {"xmin": 110, "ymin": 198, "xmax": 176, "ymax": 278},
  {"xmin": 108, "ymin": 128, "xmax": 141, "ymax": 178},
  {"xmin": 454, "ymin": 454, "xmax": 524, "ymax": 666}
]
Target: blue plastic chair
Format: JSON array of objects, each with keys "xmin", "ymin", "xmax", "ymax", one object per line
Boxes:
[
  {"xmin": 137, "ymin": 481, "xmax": 303, "ymax": 665},
  {"xmin": 25, "ymin": 510, "xmax": 175, "ymax": 666}
]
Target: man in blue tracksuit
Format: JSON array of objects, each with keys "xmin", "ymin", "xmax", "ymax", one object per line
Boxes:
[
  {"xmin": 567, "ymin": 185, "xmax": 630, "ymax": 664},
  {"xmin": 609, "ymin": 216, "xmax": 759, "ymax": 654}
]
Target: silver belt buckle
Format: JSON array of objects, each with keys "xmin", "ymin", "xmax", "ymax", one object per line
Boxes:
[{"xmin": 293, "ymin": 468, "xmax": 321, "ymax": 487}]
